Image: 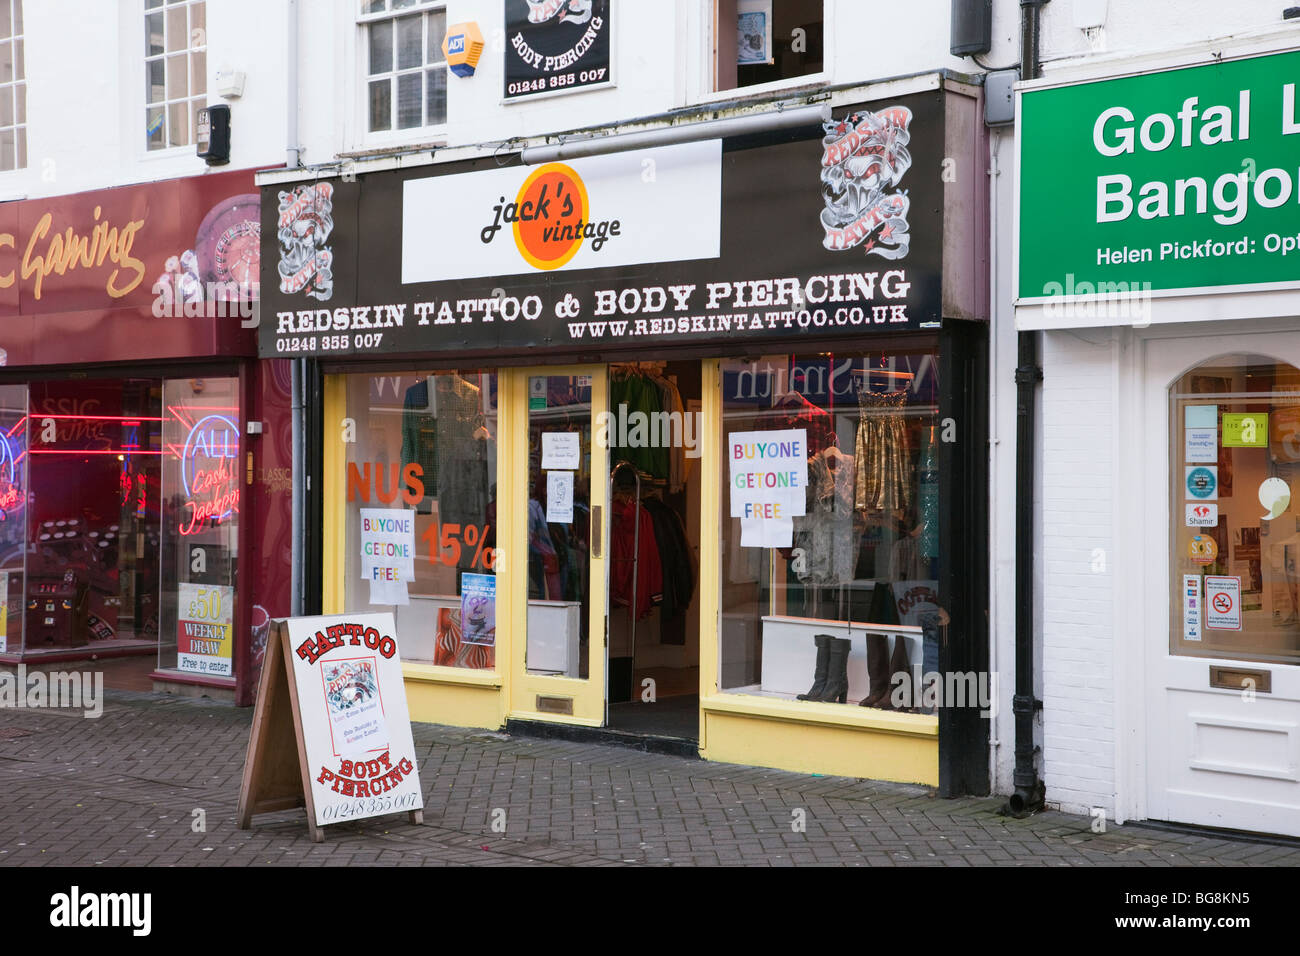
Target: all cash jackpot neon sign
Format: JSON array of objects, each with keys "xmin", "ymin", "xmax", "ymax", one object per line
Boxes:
[{"xmin": 177, "ymin": 414, "xmax": 240, "ymax": 536}]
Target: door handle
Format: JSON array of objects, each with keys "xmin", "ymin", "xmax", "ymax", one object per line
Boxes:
[{"xmin": 591, "ymin": 504, "xmax": 602, "ymax": 558}]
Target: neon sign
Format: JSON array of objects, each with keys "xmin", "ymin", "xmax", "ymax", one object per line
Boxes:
[
  {"xmin": 0, "ymin": 417, "xmax": 23, "ymax": 519},
  {"xmin": 177, "ymin": 414, "xmax": 240, "ymax": 536}
]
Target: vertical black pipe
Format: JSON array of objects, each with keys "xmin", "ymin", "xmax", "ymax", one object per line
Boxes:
[{"xmin": 1007, "ymin": 0, "xmax": 1047, "ymax": 816}]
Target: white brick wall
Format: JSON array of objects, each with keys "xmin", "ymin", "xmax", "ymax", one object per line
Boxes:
[{"xmin": 1039, "ymin": 329, "xmax": 1119, "ymax": 817}]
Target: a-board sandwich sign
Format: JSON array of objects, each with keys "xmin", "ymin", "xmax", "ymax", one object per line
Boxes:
[{"xmin": 237, "ymin": 613, "xmax": 423, "ymax": 841}]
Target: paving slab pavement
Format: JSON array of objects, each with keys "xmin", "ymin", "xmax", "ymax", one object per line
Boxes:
[{"xmin": 1, "ymin": 690, "xmax": 1297, "ymax": 867}]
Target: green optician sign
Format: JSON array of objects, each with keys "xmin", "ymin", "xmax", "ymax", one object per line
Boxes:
[{"xmin": 1018, "ymin": 49, "xmax": 1300, "ymax": 301}]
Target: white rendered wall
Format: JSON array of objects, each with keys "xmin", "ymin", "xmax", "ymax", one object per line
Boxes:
[
  {"xmin": 293, "ymin": 0, "xmax": 1026, "ymax": 164},
  {"xmin": 0, "ymin": 0, "xmax": 289, "ymax": 202}
]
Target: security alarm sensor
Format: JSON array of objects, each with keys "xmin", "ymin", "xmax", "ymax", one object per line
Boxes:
[{"xmin": 216, "ymin": 70, "xmax": 246, "ymax": 99}]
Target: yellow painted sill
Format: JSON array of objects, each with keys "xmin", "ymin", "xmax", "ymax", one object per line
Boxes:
[
  {"xmin": 701, "ymin": 693, "xmax": 938, "ymax": 737},
  {"xmin": 401, "ymin": 662, "xmax": 504, "ymax": 689}
]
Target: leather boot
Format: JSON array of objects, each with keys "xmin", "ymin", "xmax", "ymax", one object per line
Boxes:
[
  {"xmin": 860, "ymin": 634, "xmax": 891, "ymax": 707},
  {"xmin": 818, "ymin": 638, "xmax": 851, "ymax": 704},
  {"xmin": 797, "ymin": 634, "xmax": 830, "ymax": 700},
  {"xmin": 879, "ymin": 635, "xmax": 913, "ymax": 711}
]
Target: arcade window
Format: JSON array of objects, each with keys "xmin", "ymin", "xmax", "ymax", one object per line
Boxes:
[
  {"xmin": 360, "ymin": 0, "xmax": 448, "ymax": 133},
  {"xmin": 714, "ymin": 0, "xmax": 824, "ymax": 92}
]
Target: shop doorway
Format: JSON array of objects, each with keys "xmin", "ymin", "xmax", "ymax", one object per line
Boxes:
[
  {"xmin": 606, "ymin": 361, "xmax": 702, "ymax": 741},
  {"xmin": 506, "ymin": 363, "xmax": 703, "ymax": 741},
  {"xmin": 508, "ymin": 366, "xmax": 610, "ymax": 725},
  {"xmin": 1144, "ymin": 341, "xmax": 1300, "ymax": 837}
]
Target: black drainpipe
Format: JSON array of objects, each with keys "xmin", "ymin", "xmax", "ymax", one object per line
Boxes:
[{"xmin": 1006, "ymin": 0, "xmax": 1048, "ymax": 817}]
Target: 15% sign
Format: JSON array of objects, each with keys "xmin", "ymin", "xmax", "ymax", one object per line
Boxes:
[{"xmin": 420, "ymin": 523, "xmax": 497, "ymax": 570}]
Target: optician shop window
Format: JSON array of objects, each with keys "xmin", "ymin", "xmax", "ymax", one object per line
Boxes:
[
  {"xmin": 342, "ymin": 370, "xmax": 498, "ymax": 669},
  {"xmin": 720, "ymin": 350, "xmax": 942, "ymax": 712},
  {"xmin": 1171, "ymin": 354, "xmax": 1300, "ymax": 665}
]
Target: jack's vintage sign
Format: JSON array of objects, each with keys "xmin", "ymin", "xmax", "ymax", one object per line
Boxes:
[
  {"xmin": 402, "ymin": 141, "xmax": 720, "ymax": 281},
  {"xmin": 259, "ymin": 91, "xmax": 946, "ymax": 358},
  {"xmin": 1018, "ymin": 48, "xmax": 1300, "ymax": 303},
  {"xmin": 287, "ymin": 613, "xmax": 422, "ymax": 826},
  {"xmin": 504, "ymin": 0, "xmax": 611, "ymax": 100}
]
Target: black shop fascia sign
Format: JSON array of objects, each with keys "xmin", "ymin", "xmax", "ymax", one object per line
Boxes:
[{"xmin": 259, "ymin": 90, "xmax": 948, "ymax": 360}]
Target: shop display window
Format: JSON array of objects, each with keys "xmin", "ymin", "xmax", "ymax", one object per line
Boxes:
[
  {"xmin": 341, "ymin": 369, "xmax": 498, "ymax": 669},
  {"xmin": 158, "ymin": 376, "xmax": 241, "ymax": 678},
  {"xmin": 719, "ymin": 350, "xmax": 942, "ymax": 712},
  {"xmin": 1170, "ymin": 355, "xmax": 1300, "ymax": 665},
  {"xmin": 0, "ymin": 384, "xmax": 26, "ymax": 654}
]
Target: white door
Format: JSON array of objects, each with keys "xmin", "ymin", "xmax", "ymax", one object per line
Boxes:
[{"xmin": 1144, "ymin": 334, "xmax": 1300, "ymax": 837}]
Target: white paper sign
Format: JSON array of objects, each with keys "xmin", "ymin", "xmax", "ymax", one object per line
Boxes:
[
  {"xmin": 1185, "ymin": 502, "xmax": 1218, "ymax": 527},
  {"xmin": 546, "ymin": 470, "xmax": 575, "ymax": 524},
  {"xmin": 1185, "ymin": 427, "xmax": 1218, "ymax": 463},
  {"xmin": 728, "ymin": 429, "xmax": 807, "ymax": 520},
  {"xmin": 360, "ymin": 508, "xmax": 416, "ymax": 605},
  {"xmin": 1205, "ymin": 575, "xmax": 1242, "ymax": 631},
  {"xmin": 368, "ymin": 577, "xmax": 411, "ymax": 606},
  {"xmin": 542, "ymin": 432, "xmax": 582, "ymax": 470},
  {"xmin": 285, "ymin": 613, "xmax": 423, "ymax": 826},
  {"xmin": 740, "ymin": 517, "xmax": 793, "ymax": 548},
  {"xmin": 1183, "ymin": 574, "xmax": 1202, "ymax": 642}
]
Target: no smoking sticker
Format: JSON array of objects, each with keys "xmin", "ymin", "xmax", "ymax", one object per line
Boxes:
[{"xmin": 1205, "ymin": 575, "xmax": 1241, "ymax": 631}]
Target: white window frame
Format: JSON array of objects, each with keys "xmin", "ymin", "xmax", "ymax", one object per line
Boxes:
[
  {"xmin": 354, "ymin": 0, "xmax": 449, "ymax": 152},
  {"xmin": 141, "ymin": 0, "xmax": 208, "ymax": 158},
  {"xmin": 686, "ymin": 0, "xmax": 833, "ymax": 107},
  {"xmin": 0, "ymin": 0, "xmax": 26, "ymax": 173}
]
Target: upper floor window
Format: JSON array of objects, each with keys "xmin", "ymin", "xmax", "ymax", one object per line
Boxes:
[
  {"xmin": 715, "ymin": 0, "xmax": 823, "ymax": 92},
  {"xmin": 145, "ymin": 0, "xmax": 206, "ymax": 151},
  {"xmin": 0, "ymin": 0, "xmax": 25, "ymax": 171},
  {"xmin": 361, "ymin": 0, "xmax": 447, "ymax": 134}
]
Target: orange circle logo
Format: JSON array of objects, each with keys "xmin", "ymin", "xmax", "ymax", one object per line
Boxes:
[{"xmin": 513, "ymin": 163, "xmax": 589, "ymax": 270}]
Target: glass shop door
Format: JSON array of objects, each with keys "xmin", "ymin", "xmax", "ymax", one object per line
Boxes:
[{"xmin": 507, "ymin": 366, "xmax": 608, "ymax": 725}]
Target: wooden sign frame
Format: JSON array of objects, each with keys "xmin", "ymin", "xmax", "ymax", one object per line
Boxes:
[{"xmin": 237, "ymin": 619, "xmax": 423, "ymax": 842}]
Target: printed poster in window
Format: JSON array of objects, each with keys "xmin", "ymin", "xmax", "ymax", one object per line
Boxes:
[
  {"xmin": 737, "ymin": 0, "xmax": 773, "ymax": 64},
  {"xmin": 176, "ymin": 582, "xmax": 234, "ymax": 677},
  {"xmin": 322, "ymin": 657, "xmax": 388, "ymax": 758},
  {"xmin": 504, "ymin": 0, "xmax": 611, "ymax": 101},
  {"xmin": 460, "ymin": 573, "xmax": 496, "ymax": 647}
]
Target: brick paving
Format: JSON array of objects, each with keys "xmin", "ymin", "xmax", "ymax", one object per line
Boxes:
[{"xmin": 1, "ymin": 689, "xmax": 1298, "ymax": 867}]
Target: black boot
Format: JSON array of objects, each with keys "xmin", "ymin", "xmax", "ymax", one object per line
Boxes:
[
  {"xmin": 818, "ymin": 637, "xmax": 852, "ymax": 704},
  {"xmin": 797, "ymin": 634, "xmax": 831, "ymax": 700}
]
